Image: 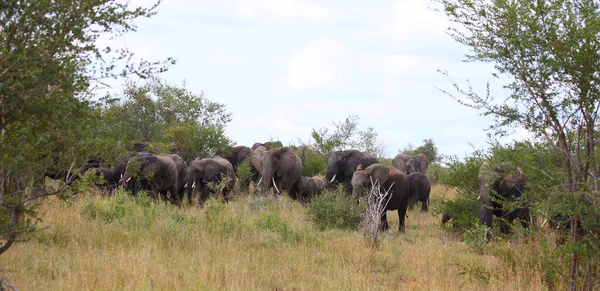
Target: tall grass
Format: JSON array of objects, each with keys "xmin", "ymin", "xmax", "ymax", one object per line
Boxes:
[{"xmin": 0, "ymin": 186, "xmax": 555, "ymax": 290}]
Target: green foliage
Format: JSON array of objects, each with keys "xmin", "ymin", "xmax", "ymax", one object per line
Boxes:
[
  {"xmin": 204, "ymin": 198, "xmax": 246, "ymax": 238},
  {"xmin": 307, "ymin": 114, "xmax": 386, "ymax": 157},
  {"xmin": 236, "ymin": 158, "xmax": 254, "ymax": 189},
  {"xmin": 307, "ymin": 186, "xmax": 366, "ymax": 231},
  {"xmin": 463, "ymin": 224, "xmax": 492, "ymax": 253},
  {"xmin": 101, "ymin": 78, "xmax": 233, "ymax": 162},
  {"xmin": 82, "ymin": 189, "xmax": 196, "ymax": 231},
  {"xmin": 402, "ymin": 138, "xmax": 439, "ymax": 163},
  {"xmin": 0, "ymin": 0, "xmax": 173, "ymax": 256},
  {"xmin": 254, "ymin": 213, "xmax": 302, "ymax": 243},
  {"xmin": 301, "ymin": 149, "xmax": 328, "ymax": 177}
]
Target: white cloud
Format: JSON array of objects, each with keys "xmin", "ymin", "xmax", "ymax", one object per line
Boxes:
[
  {"xmin": 303, "ymin": 102, "xmax": 328, "ymax": 113},
  {"xmin": 235, "ymin": 0, "xmax": 333, "ymax": 22},
  {"xmin": 204, "ymin": 51, "xmax": 247, "ymax": 68},
  {"xmin": 286, "ymin": 38, "xmax": 347, "ymax": 92}
]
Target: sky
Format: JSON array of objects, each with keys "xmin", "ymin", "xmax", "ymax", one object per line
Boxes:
[{"xmin": 98, "ymin": 0, "xmax": 531, "ymax": 159}]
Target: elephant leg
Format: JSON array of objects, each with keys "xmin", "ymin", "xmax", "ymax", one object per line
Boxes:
[
  {"xmin": 199, "ymin": 184, "xmax": 209, "ymax": 205},
  {"xmin": 380, "ymin": 213, "xmax": 390, "ymax": 233},
  {"xmin": 479, "ymin": 201, "xmax": 493, "ymax": 229},
  {"xmin": 397, "ymin": 206, "xmax": 407, "ymax": 233},
  {"xmin": 519, "ymin": 208, "xmax": 531, "ymax": 229},
  {"xmin": 408, "ymin": 196, "xmax": 416, "ymax": 211},
  {"xmin": 421, "ymin": 199, "xmax": 429, "ymax": 212},
  {"xmin": 499, "ymin": 212, "xmax": 512, "ymax": 234}
]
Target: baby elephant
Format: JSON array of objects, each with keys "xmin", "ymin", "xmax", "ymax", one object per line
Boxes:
[
  {"xmin": 406, "ymin": 172, "xmax": 431, "ymax": 212},
  {"xmin": 290, "ymin": 175, "xmax": 326, "ymax": 202}
]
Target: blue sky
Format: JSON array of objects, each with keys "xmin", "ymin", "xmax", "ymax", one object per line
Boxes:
[{"xmin": 99, "ymin": 0, "xmax": 530, "ymax": 159}]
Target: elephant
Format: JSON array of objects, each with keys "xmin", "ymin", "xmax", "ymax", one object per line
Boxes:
[
  {"xmin": 166, "ymin": 154, "xmax": 188, "ymax": 200},
  {"xmin": 88, "ymin": 164, "xmax": 126, "ymax": 192},
  {"xmin": 406, "ymin": 172, "xmax": 431, "ymax": 212},
  {"xmin": 251, "ymin": 145, "xmax": 269, "ymax": 183},
  {"xmin": 122, "ymin": 152, "xmax": 183, "ymax": 204},
  {"xmin": 290, "ymin": 175, "xmax": 325, "ymax": 202},
  {"xmin": 187, "ymin": 156, "xmax": 236, "ymax": 205},
  {"xmin": 258, "ymin": 147, "xmax": 303, "ymax": 195},
  {"xmin": 351, "ymin": 163, "xmax": 411, "ymax": 233},
  {"xmin": 325, "ymin": 149, "xmax": 380, "ymax": 194},
  {"xmin": 220, "ymin": 146, "xmax": 251, "ymax": 172},
  {"xmin": 186, "ymin": 156, "xmax": 236, "ymax": 205},
  {"xmin": 392, "ymin": 153, "xmax": 429, "ymax": 174},
  {"xmin": 478, "ymin": 161, "xmax": 530, "ymax": 234}
]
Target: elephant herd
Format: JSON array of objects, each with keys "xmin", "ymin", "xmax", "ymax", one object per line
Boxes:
[{"xmin": 76, "ymin": 141, "xmax": 535, "ymax": 236}]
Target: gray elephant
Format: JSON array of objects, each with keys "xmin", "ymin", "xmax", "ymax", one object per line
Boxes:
[
  {"xmin": 220, "ymin": 145, "xmax": 251, "ymax": 172},
  {"xmin": 87, "ymin": 164, "xmax": 126, "ymax": 192},
  {"xmin": 479, "ymin": 161, "xmax": 530, "ymax": 234},
  {"xmin": 166, "ymin": 154, "xmax": 188, "ymax": 200},
  {"xmin": 251, "ymin": 145, "xmax": 269, "ymax": 183},
  {"xmin": 326, "ymin": 149, "xmax": 380, "ymax": 194},
  {"xmin": 258, "ymin": 147, "xmax": 302, "ymax": 195},
  {"xmin": 122, "ymin": 152, "xmax": 184, "ymax": 204},
  {"xmin": 406, "ymin": 172, "xmax": 431, "ymax": 212},
  {"xmin": 290, "ymin": 175, "xmax": 325, "ymax": 202},
  {"xmin": 351, "ymin": 163, "xmax": 411, "ymax": 233},
  {"xmin": 392, "ymin": 153, "xmax": 428, "ymax": 174},
  {"xmin": 187, "ymin": 156, "xmax": 236, "ymax": 205}
]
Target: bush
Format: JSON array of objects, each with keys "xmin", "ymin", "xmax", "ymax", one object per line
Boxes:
[
  {"xmin": 236, "ymin": 158, "xmax": 254, "ymax": 188},
  {"xmin": 302, "ymin": 150, "xmax": 328, "ymax": 176},
  {"xmin": 307, "ymin": 186, "xmax": 366, "ymax": 231},
  {"xmin": 254, "ymin": 213, "xmax": 302, "ymax": 243},
  {"xmin": 436, "ymin": 149, "xmax": 485, "ymax": 232}
]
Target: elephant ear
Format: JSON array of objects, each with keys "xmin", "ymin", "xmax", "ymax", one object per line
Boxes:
[
  {"xmin": 416, "ymin": 153, "xmax": 429, "ymax": 174},
  {"xmin": 356, "ymin": 163, "xmax": 364, "ymax": 171},
  {"xmin": 392, "ymin": 154, "xmax": 410, "ymax": 174},
  {"xmin": 366, "ymin": 165, "xmax": 390, "ymax": 186}
]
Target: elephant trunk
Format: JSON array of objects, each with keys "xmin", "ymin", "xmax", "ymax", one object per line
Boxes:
[
  {"xmin": 186, "ymin": 171, "xmax": 195, "ymax": 204},
  {"xmin": 479, "ymin": 185, "xmax": 493, "ymax": 228}
]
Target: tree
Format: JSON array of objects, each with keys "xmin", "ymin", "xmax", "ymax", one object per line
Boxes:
[
  {"xmin": 101, "ymin": 77, "xmax": 233, "ymax": 162},
  {"xmin": 433, "ymin": 0, "xmax": 600, "ymax": 288},
  {"xmin": 0, "ymin": 0, "xmax": 172, "ymax": 258},
  {"xmin": 308, "ymin": 114, "xmax": 387, "ymax": 157},
  {"xmin": 402, "ymin": 138, "xmax": 439, "ymax": 163}
]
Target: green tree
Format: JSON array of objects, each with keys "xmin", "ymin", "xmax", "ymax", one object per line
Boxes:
[
  {"xmin": 0, "ymin": 0, "xmax": 172, "ymax": 259},
  {"xmin": 308, "ymin": 114, "xmax": 386, "ymax": 157},
  {"xmin": 101, "ymin": 77, "xmax": 233, "ymax": 162},
  {"xmin": 434, "ymin": 0, "xmax": 600, "ymax": 288},
  {"xmin": 402, "ymin": 138, "xmax": 438, "ymax": 163}
]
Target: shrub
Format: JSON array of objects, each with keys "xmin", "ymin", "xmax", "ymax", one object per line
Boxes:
[
  {"xmin": 307, "ymin": 186, "xmax": 366, "ymax": 231},
  {"xmin": 254, "ymin": 213, "xmax": 301, "ymax": 243},
  {"xmin": 236, "ymin": 158, "xmax": 254, "ymax": 188},
  {"xmin": 302, "ymin": 150, "xmax": 328, "ymax": 177},
  {"xmin": 436, "ymin": 149, "xmax": 484, "ymax": 232}
]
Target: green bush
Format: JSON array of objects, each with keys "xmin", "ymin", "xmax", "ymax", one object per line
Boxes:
[
  {"xmin": 307, "ymin": 186, "xmax": 366, "ymax": 231},
  {"xmin": 254, "ymin": 213, "xmax": 301, "ymax": 243},
  {"xmin": 302, "ymin": 150, "xmax": 328, "ymax": 176},
  {"xmin": 236, "ymin": 158, "xmax": 253, "ymax": 188},
  {"xmin": 436, "ymin": 149, "xmax": 485, "ymax": 232},
  {"xmin": 204, "ymin": 198, "xmax": 247, "ymax": 238}
]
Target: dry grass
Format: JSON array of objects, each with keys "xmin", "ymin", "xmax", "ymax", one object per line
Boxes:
[{"xmin": 0, "ymin": 186, "xmax": 551, "ymax": 290}]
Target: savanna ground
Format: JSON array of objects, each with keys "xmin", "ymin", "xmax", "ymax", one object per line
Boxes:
[{"xmin": 0, "ymin": 185, "xmax": 554, "ymax": 290}]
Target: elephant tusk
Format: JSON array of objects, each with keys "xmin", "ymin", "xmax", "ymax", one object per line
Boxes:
[
  {"xmin": 192, "ymin": 182, "xmax": 196, "ymax": 188},
  {"xmin": 477, "ymin": 195, "xmax": 481, "ymax": 200},
  {"xmin": 272, "ymin": 177, "xmax": 280, "ymax": 193},
  {"xmin": 184, "ymin": 183, "xmax": 188, "ymax": 188},
  {"xmin": 541, "ymin": 219, "xmax": 548, "ymax": 228},
  {"xmin": 126, "ymin": 177, "xmax": 132, "ymax": 183},
  {"xmin": 257, "ymin": 176, "xmax": 263, "ymax": 186},
  {"xmin": 329, "ymin": 174, "xmax": 336, "ymax": 183}
]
